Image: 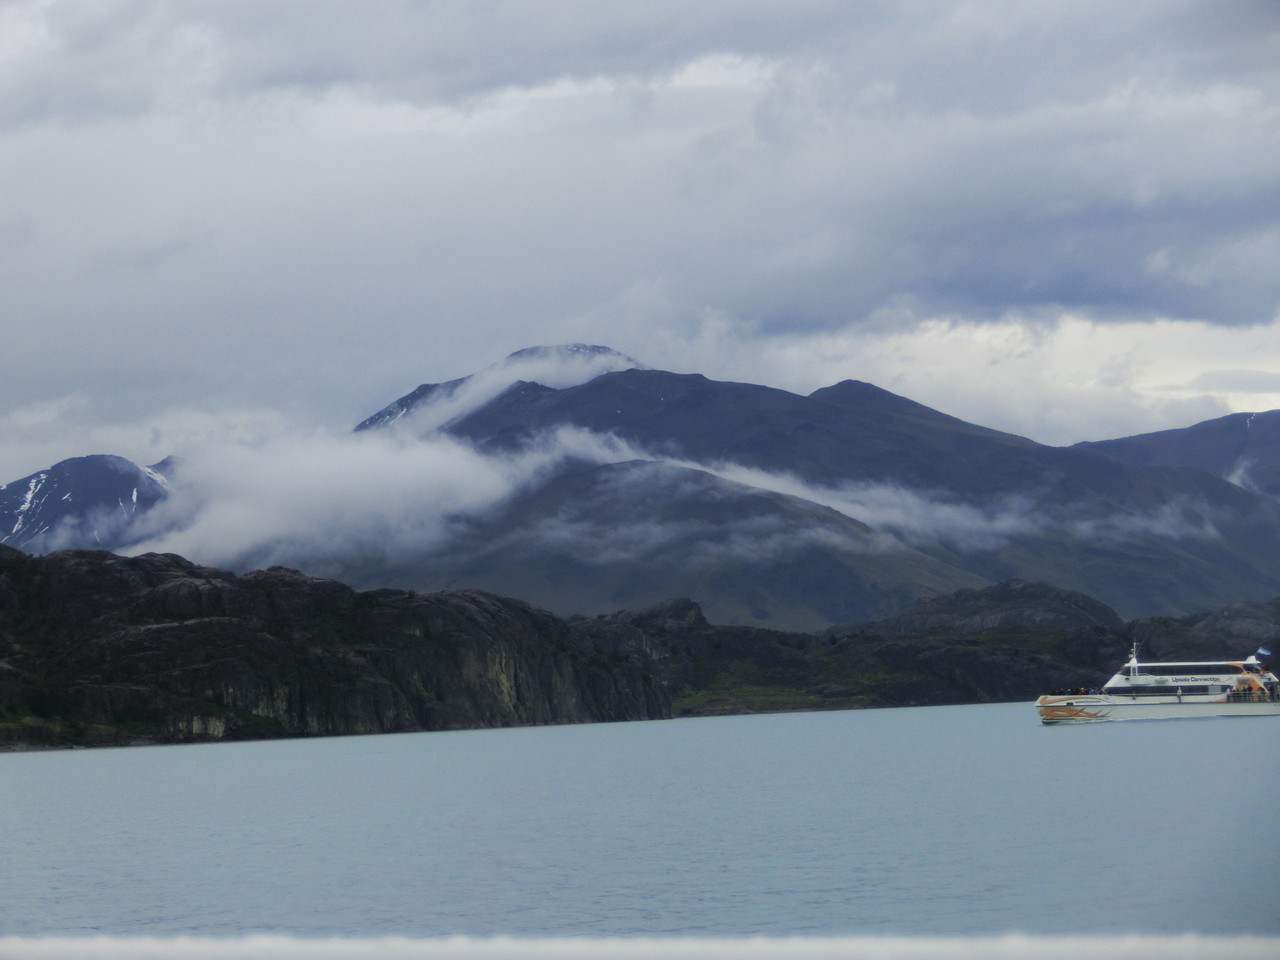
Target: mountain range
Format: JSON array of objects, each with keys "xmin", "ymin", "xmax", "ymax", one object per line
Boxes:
[{"xmin": 4, "ymin": 345, "xmax": 1280, "ymax": 631}]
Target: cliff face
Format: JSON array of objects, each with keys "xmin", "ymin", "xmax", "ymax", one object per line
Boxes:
[{"xmin": 0, "ymin": 546, "xmax": 669, "ymax": 748}]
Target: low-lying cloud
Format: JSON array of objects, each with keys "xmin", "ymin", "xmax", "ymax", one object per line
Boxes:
[
  {"xmin": 96, "ymin": 412, "xmax": 1234, "ymax": 584},
  {"xmin": 122, "ymin": 430, "xmax": 566, "ymax": 573},
  {"xmin": 3, "ymin": 331, "xmax": 1245, "ymax": 580},
  {"xmin": 498, "ymin": 511, "xmax": 885, "ymax": 571},
  {"xmin": 375, "ymin": 346, "xmax": 644, "ymax": 437},
  {"xmin": 667, "ymin": 459, "xmax": 1227, "ymax": 554}
]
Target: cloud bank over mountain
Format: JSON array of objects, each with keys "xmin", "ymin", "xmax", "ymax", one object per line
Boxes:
[
  {"xmin": 122, "ymin": 427, "xmax": 611, "ymax": 574},
  {"xmin": 9, "ymin": 345, "xmax": 1274, "ymax": 630}
]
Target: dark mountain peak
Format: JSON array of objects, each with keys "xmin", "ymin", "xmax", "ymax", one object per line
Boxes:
[
  {"xmin": 579, "ymin": 597, "xmax": 710, "ymax": 639},
  {"xmin": 871, "ymin": 579, "xmax": 1125, "ymax": 636},
  {"xmin": 1188, "ymin": 597, "xmax": 1280, "ymax": 645},
  {"xmin": 634, "ymin": 597, "xmax": 709, "ymax": 627},
  {"xmin": 497, "ymin": 379, "xmax": 557, "ymax": 399},
  {"xmin": 0, "ymin": 455, "xmax": 169, "ymax": 553},
  {"xmin": 355, "ymin": 344, "xmax": 645, "ymax": 434},
  {"xmin": 1076, "ymin": 409, "xmax": 1276, "ymax": 456},
  {"xmin": 503, "ymin": 343, "xmax": 642, "ymax": 366},
  {"xmin": 809, "ymin": 378, "xmax": 891, "ymax": 401},
  {"xmin": 0, "ymin": 453, "xmax": 143, "ymax": 485},
  {"xmin": 354, "ymin": 378, "xmax": 467, "ymax": 432},
  {"xmin": 449, "ymin": 362, "xmax": 1055, "ymax": 497},
  {"xmin": 811, "ymin": 379, "xmax": 1037, "ymax": 445},
  {"xmin": 1076, "ymin": 407, "xmax": 1280, "ymax": 497},
  {"xmin": 810, "ymin": 378, "xmax": 943, "ymax": 417}
]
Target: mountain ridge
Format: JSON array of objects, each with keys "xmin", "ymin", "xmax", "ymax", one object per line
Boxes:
[
  {"xmin": 4, "ymin": 346, "xmax": 1280, "ymax": 629},
  {"xmin": 1076, "ymin": 409, "xmax": 1280, "ymax": 499},
  {"xmin": 354, "ymin": 343, "xmax": 643, "ymax": 433}
]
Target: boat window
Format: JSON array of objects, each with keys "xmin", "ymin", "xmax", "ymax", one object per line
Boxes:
[
  {"xmin": 1102, "ymin": 685, "xmax": 1213, "ymax": 696},
  {"xmin": 1131, "ymin": 665, "xmax": 1242, "ymax": 676}
]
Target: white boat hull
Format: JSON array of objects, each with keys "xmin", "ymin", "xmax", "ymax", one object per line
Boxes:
[{"xmin": 1036, "ymin": 695, "xmax": 1280, "ymax": 724}]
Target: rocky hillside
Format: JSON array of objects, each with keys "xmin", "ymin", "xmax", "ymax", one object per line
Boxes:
[
  {"xmin": 573, "ymin": 581, "xmax": 1278, "ymax": 716},
  {"xmin": 574, "ymin": 594, "xmax": 1108, "ymax": 715},
  {"xmin": 0, "ymin": 545, "xmax": 670, "ymax": 748},
  {"xmin": 851, "ymin": 579, "xmax": 1126, "ymax": 636},
  {"xmin": 1077, "ymin": 410, "xmax": 1280, "ymax": 499}
]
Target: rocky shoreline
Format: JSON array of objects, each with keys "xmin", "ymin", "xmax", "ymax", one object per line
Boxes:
[
  {"xmin": 4, "ymin": 546, "xmax": 1277, "ymax": 749},
  {"xmin": 0, "ymin": 545, "xmax": 669, "ymax": 749}
]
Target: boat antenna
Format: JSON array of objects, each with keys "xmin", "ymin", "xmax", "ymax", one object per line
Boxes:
[{"xmin": 1129, "ymin": 639, "xmax": 1140, "ymax": 678}]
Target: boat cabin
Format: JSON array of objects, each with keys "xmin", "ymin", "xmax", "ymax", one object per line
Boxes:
[{"xmin": 1103, "ymin": 656, "xmax": 1275, "ymax": 699}]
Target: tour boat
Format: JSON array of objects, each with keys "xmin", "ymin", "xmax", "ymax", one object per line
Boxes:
[{"xmin": 1036, "ymin": 645, "xmax": 1280, "ymax": 724}]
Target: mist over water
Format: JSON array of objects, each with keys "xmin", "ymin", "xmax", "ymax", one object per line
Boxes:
[{"xmin": 2, "ymin": 704, "xmax": 1277, "ymax": 939}]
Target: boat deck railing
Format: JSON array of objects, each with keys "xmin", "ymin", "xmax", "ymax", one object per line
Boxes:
[{"xmin": 1225, "ymin": 689, "xmax": 1280, "ymax": 702}]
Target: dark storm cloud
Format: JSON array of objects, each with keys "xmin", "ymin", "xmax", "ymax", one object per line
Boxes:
[{"xmin": 0, "ymin": 1, "xmax": 860, "ymax": 125}]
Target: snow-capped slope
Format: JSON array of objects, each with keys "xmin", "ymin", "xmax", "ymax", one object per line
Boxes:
[{"xmin": 0, "ymin": 455, "xmax": 169, "ymax": 552}]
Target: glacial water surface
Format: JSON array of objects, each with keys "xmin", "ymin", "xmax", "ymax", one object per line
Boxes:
[{"xmin": 2, "ymin": 703, "xmax": 1277, "ymax": 937}]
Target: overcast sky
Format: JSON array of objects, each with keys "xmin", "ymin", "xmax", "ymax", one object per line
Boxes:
[{"xmin": 3, "ymin": 0, "xmax": 1279, "ymax": 479}]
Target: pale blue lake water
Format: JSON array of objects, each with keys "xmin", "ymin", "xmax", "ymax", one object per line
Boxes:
[{"xmin": 2, "ymin": 703, "xmax": 1277, "ymax": 937}]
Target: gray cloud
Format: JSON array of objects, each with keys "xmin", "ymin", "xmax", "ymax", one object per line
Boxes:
[
  {"xmin": 1187, "ymin": 369, "xmax": 1280, "ymax": 393},
  {"xmin": 0, "ymin": 1, "xmax": 1277, "ymax": 450},
  {"xmin": 682, "ymin": 458, "xmax": 1230, "ymax": 553},
  {"xmin": 107, "ymin": 412, "xmax": 1234, "ymax": 582},
  {"xmin": 0, "ymin": 2, "xmax": 868, "ymax": 124},
  {"xmin": 121, "ymin": 430, "xmax": 549, "ymax": 571},
  {"xmin": 379, "ymin": 346, "xmax": 643, "ymax": 436}
]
